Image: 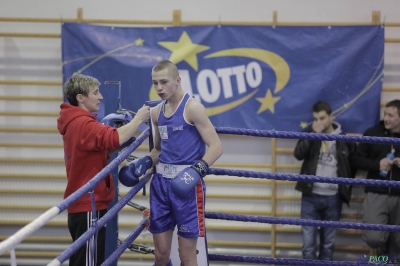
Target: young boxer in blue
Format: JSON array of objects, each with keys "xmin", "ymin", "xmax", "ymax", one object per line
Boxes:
[{"xmin": 119, "ymin": 60, "xmax": 222, "ymax": 266}]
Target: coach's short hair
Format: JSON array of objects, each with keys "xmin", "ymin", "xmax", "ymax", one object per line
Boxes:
[{"xmin": 63, "ymin": 74, "xmax": 100, "ymax": 106}]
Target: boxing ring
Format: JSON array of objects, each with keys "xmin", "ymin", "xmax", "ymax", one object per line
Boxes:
[{"xmin": 1, "ymin": 119, "xmax": 400, "ymax": 265}]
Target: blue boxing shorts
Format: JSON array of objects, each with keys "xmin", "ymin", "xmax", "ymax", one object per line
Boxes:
[{"xmin": 148, "ymin": 163, "xmax": 206, "ymax": 238}]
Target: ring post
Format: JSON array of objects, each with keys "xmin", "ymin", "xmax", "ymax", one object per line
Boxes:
[{"xmin": 101, "ymin": 82, "xmax": 120, "ymax": 266}]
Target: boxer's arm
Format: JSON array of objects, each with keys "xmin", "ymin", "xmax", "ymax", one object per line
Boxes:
[
  {"xmin": 171, "ymin": 101, "xmax": 220, "ymax": 198},
  {"xmin": 186, "ymin": 99, "xmax": 222, "ymax": 166}
]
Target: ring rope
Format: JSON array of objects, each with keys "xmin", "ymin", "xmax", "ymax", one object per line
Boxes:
[
  {"xmin": 99, "ymin": 127, "xmax": 400, "ymax": 264},
  {"xmin": 208, "ymin": 254, "xmax": 378, "ymax": 265},
  {"xmin": 102, "ymin": 217, "xmax": 149, "ymax": 266},
  {"xmin": 205, "ymin": 212, "xmax": 400, "ymax": 232},
  {"xmin": 80, "ymin": 126, "xmax": 400, "ymax": 264},
  {"xmin": 47, "ymin": 172, "xmax": 152, "ymax": 266},
  {"xmin": 215, "ymin": 127, "xmax": 400, "ymax": 145},
  {"xmin": 209, "ymin": 168, "xmax": 400, "ymax": 188},
  {"xmin": 0, "ymin": 128, "xmax": 150, "ymax": 256},
  {"xmin": 0, "ymin": 207, "xmax": 59, "ymax": 255},
  {"xmin": 4, "ymin": 124, "xmax": 400, "ymax": 264},
  {"xmin": 56, "ymin": 128, "xmax": 150, "ymax": 212}
]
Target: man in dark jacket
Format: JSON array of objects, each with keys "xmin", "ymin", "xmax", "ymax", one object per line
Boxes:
[
  {"xmin": 294, "ymin": 101, "xmax": 356, "ymax": 260},
  {"xmin": 353, "ymin": 99, "xmax": 400, "ymax": 256}
]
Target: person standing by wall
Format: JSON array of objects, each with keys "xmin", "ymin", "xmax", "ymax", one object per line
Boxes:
[
  {"xmin": 352, "ymin": 99, "xmax": 400, "ymax": 256},
  {"xmin": 294, "ymin": 101, "xmax": 356, "ymax": 260}
]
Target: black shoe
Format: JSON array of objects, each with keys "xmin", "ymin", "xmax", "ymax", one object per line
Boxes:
[{"xmin": 376, "ymin": 242, "xmax": 389, "ymax": 256}]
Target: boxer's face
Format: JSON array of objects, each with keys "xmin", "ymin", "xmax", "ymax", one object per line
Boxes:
[{"xmin": 152, "ymin": 68, "xmax": 180, "ymax": 100}]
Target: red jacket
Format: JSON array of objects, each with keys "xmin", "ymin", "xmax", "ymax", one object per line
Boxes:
[{"xmin": 57, "ymin": 103, "xmax": 120, "ymax": 213}]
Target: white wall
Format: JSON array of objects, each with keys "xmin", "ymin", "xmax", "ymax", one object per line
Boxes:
[{"xmin": 0, "ymin": 0, "xmax": 399, "ymax": 23}]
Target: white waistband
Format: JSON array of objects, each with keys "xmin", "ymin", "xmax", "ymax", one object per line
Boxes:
[{"xmin": 156, "ymin": 163, "xmax": 190, "ymax": 178}]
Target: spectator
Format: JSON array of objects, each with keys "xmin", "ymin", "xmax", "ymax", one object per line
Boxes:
[
  {"xmin": 353, "ymin": 99, "xmax": 400, "ymax": 256},
  {"xmin": 294, "ymin": 101, "xmax": 356, "ymax": 260}
]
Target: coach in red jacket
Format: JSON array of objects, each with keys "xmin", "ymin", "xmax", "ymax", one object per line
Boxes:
[{"xmin": 58, "ymin": 74, "xmax": 149, "ymax": 266}]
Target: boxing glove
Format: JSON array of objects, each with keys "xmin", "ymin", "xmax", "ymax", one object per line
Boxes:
[
  {"xmin": 119, "ymin": 163, "xmax": 140, "ymax": 187},
  {"xmin": 101, "ymin": 109, "xmax": 134, "ymax": 126},
  {"xmin": 130, "ymin": 156, "xmax": 152, "ymax": 176},
  {"xmin": 119, "ymin": 156, "xmax": 152, "ymax": 187},
  {"xmin": 171, "ymin": 159, "xmax": 209, "ymax": 199},
  {"xmin": 114, "ymin": 109, "xmax": 136, "ymax": 127}
]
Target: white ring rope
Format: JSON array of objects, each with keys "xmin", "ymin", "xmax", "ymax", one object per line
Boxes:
[{"xmin": 0, "ymin": 207, "xmax": 60, "ymax": 255}]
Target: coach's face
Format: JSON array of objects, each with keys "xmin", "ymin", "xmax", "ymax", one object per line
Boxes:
[
  {"xmin": 383, "ymin": 106, "xmax": 400, "ymax": 133},
  {"xmin": 78, "ymin": 85, "xmax": 103, "ymax": 113}
]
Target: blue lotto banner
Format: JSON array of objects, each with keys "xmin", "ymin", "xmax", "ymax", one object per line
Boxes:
[{"xmin": 62, "ymin": 23, "xmax": 384, "ymax": 133}]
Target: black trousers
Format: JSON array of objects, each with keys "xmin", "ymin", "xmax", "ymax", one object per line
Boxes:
[{"xmin": 68, "ymin": 209, "xmax": 107, "ymax": 266}]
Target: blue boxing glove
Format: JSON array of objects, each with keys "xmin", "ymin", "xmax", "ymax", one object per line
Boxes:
[
  {"xmin": 119, "ymin": 163, "xmax": 139, "ymax": 187},
  {"xmin": 101, "ymin": 109, "xmax": 135, "ymax": 126},
  {"xmin": 171, "ymin": 159, "xmax": 209, "ymax": 199},
  {"xmin": 119, "ymin": 156, "xmax": 152, "ymax": 187}
]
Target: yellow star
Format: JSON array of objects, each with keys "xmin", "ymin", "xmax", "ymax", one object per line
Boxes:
[
  {"xmin": 158, "ymin": 31, "xmax": 209, "ymax": 71},
  {"xmin": 300, "ymin": 122, "xmax": 309, "ymax": 129},
  {"xmin": 256, "ymin": 89, "xmax": 281, "ymax": 114},
  {"xmin": 134, "ymin": 38, "xmax": 145, "ymax": 46}
]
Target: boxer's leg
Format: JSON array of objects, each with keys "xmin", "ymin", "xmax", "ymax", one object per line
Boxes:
[
  {"xmin": 153, "ymin": 230, "xmax": 174, "ymax": 266},
  {"xmin": 178, "ymin": 236, "xmax": 198, "ymax": 266}
]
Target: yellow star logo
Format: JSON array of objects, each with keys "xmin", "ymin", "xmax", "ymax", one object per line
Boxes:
[
  {"xmin": 158, "ymin": 31, "xmax": 209, "ymax": 71},
  {"xmin": 134, "ymin": 38, "xmax": 145, "ymax": 46},
  {"xmin": 300, "ymin": 122, "xmax": 309, "ymax": 129},
  {"xmin": 256, "ymin": 89, "xmax": 280, "ymax": 114}
]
